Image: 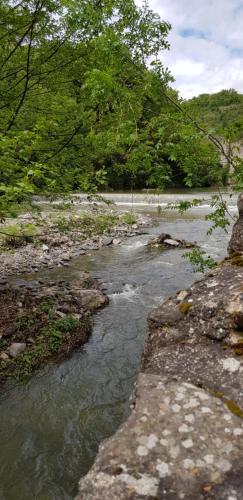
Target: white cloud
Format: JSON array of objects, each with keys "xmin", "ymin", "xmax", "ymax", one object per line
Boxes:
[
  {"xmin": 171, "ymin": 60, "xmax": 204, "ymax": 77},
  {"xmin": 136, "ymin": 0, "xmax": 243, "ymax": 98}
]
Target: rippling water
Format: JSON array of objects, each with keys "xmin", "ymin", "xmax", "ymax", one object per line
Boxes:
[{"xmin": 0, "ymin": 202, "xmax": 234, "ymax": 500}]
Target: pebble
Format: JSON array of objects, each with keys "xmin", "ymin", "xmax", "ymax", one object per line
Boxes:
[
  {"xmin": 9, "ymin": 343, "xmax": 27, "ymax": 358},
  {"xmin": 0, "ymin": 352, "xmax": 9, "ymax": 361}
]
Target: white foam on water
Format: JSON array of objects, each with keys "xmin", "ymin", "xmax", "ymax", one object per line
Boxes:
[
  {"xmin": 123, "ymin": 240, "xmax": 146, "ymax": 250},
  {"xmin": 109, "ymin": 283, "xmax": 140, "ymax": 302}
]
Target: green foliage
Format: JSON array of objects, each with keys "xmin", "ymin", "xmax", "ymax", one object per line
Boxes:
[
  {"xmin": 44, "ymin": 315, "xmax": 80, "ymax": 352},
  {"xmin": 0, "ymin": 0, "xmax": 173, "ymax": 212},
  {"xmin": 186, "ymin": 89, "xmax": 243, "ymax": 141},
  {"xmin": 54, "ymin": 212, "xmax": 118, "ymax": 236},
  {"xmin": 166, "ymin": 199, "xmax": 205, "ymax": 213},
  {"xmin": 6, "ymin": 201, "xmax": 41, "ymax": 218},
  {"xmin": 1, "ymin": 222, "xmax": 38, "ymax": 247},
  {"xmin": 205, "ymin": 195, "xmax": 231, "ymax": 235},
  {"xmin": 183, "ymin": 248, "xmax": 217, "ymax": 273},
  {"xmin": 122, "ymin": 212, "xmax": 137, "ymax": 225},
  {"xmin": 0, "ymin": 0, "xmax": 230, "ymax": 215},
  {"xmin": 53, "ymin": 315, "xmax": 80, "ymax": 333},
  {"xmin": 15, "ymin": 316, "xmax": 35, "ymax": 331}
]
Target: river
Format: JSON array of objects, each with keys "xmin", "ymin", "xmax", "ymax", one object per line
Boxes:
[{"xmin": 0, "ymin": 190, "xmax": 237, "ymax": 500}]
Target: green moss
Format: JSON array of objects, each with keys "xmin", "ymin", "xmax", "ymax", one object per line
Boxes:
[
  {"xmin": 229, "ymin": 254, "xmax": 243, "ymax": 266},
  {"xmin": 213, "ymin": 390, "xmax": 243, "ymax": 419},
  {"xmin": 179, "ymin": 302, "xmax": 193, "ymax": 314},
  {"xmin": 225, "ymin": 399, "xmax": 243, "ymax": 419}
]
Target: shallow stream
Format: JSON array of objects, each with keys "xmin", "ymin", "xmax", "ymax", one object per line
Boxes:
[{"xmin": 0, "ymin": 194, "xmax": 236, "ymax": 500}]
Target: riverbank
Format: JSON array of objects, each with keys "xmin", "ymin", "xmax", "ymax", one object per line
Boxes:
[
  {"xmin": 0, "ymin": 207, "xmax": 152, "ymax": 383},
  {"xmin": 76, "ymin": 255, "xmax": 243, "ymax": 499},
  {"xmin": 0, "ymin": 208, "xmax": 151, "ymax": 278},
  {"xmin": 0, "ymin": 273, "xmax": 108, "ymax": 383}
]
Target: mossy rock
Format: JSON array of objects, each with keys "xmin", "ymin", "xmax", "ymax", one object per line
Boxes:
[
  {"xmin": 179, "ymin": 302, "xmax": 193, "ymax": 314},
  {"xmin": 229, "ymin": 254, "xmax": 243, "ymax": 266}
]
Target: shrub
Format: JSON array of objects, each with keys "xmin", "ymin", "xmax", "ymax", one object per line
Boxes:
[{"xmin": 1, "ymin": 223, "xmax": 38, "ymax": 248}]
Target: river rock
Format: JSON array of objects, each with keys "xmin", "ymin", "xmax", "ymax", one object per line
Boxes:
[
  {"xmin": 9, "ymin": 342, "xmax": 27, "ymax": 358},
  {"xmin": 148, "ymin": 233, "xmax": 194, "ymax": 249},
  {"xmin": 176, "ymin": 290, "xmax": 189, "ymax": 302},
  {"xmin": 18, "ymin": 213, "xmax": 33, "ymax": 220},
  {"xmin": 101, "ymin": 237, "xmax": 113, "ymax": 246},
  {"xmin": 61, "ymin": 254, "xmax": 71, "ymax": 262},
  {"xmin": 76, "ymin": 289, "xmax": 109, "ymax": 311},
  {"xmin": 228, "ymin": 192, "xmax": 243, "ymax": 255},
  {"xmin": 0, "ymin": 352, "xmax": 9, "ymax": 361},
  {"xmin": 163, "ymin": 238, "xmax": 180, "ymax": 247},
  {"xmin": 149, "ymin": 233, "xmax": 170, "ymax": 245}
]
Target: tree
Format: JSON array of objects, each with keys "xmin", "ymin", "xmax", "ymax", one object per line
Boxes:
[
  {"xmin": 1, "ymin": 0, "xmax": 241, "ymax": 232},
  {"xmin": 0, "ymin": 0, "xmax": 172, "ymax": 216}
]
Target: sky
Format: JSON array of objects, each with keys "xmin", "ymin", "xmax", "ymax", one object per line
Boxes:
[{"xmin": 136, "ymin": 0, "xmax": 243, "ymax": 99}]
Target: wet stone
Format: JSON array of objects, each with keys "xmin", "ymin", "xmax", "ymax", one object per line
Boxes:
[{"xmin": 101, "ymin": 237, "xmax": 113, "ymax": 246}]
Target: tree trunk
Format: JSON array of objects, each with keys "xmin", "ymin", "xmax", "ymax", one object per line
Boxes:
[{"xmin": 228, "ymin": 192, "xmax": 243, "ymax": 255}]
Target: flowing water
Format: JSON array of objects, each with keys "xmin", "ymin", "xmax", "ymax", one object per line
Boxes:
[{"xmin": 0, "ymin": 191, "xmax": 237, "ymax": 500}]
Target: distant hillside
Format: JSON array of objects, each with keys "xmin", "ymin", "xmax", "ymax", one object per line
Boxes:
[{"xmin": 185, "ymin": 89, "xmax": 243, "ymax": 141}]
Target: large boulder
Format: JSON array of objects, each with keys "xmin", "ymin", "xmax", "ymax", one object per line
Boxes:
[{"xmin": 76, "ymin": 374, "xmax": 243, "ymax": 500}]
